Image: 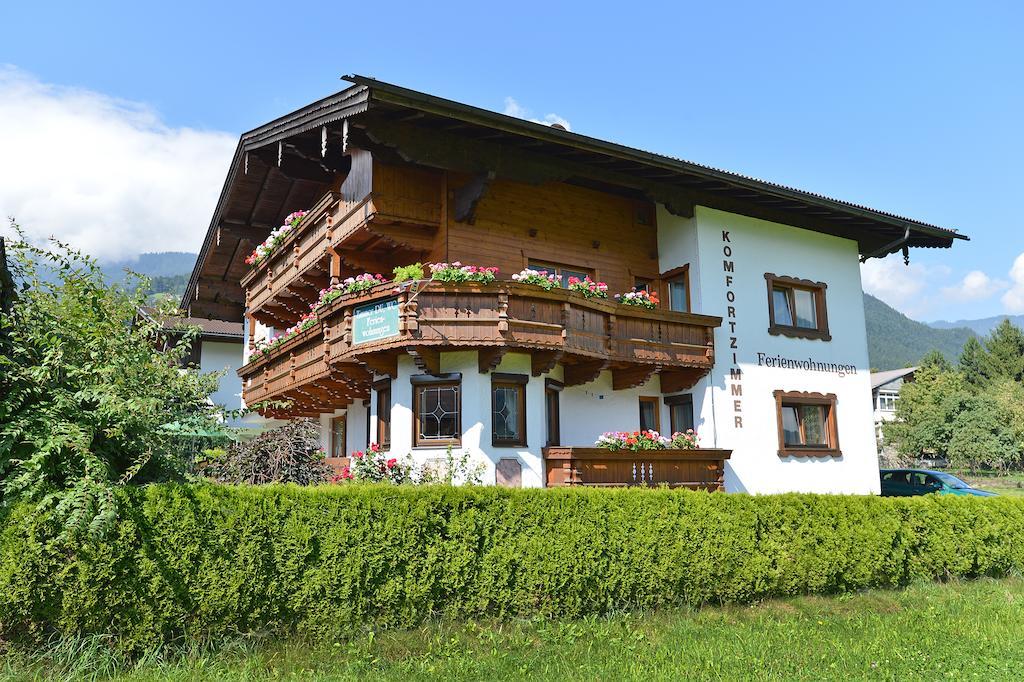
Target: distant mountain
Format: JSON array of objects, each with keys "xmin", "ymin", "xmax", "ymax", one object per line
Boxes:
[
  {"xmin": 99, "ymin": 252, "xmax": 197, "ymax": 282},
  {"xmin": 928, "ymin": 314, "xmax": 1024, "ymax": 337},
  {"xmin": 863, "ymin": 293, "xmax": 975, "ymax": 370}
]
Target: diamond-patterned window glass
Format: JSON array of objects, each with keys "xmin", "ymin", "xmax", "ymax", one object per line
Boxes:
[
  {"xmin": 492, "ymin": 385, "xmax": 521, "ymax": 442},
  {"xmin": 415, "ymin": 383, "xmax": 460, "ymax": 443}
]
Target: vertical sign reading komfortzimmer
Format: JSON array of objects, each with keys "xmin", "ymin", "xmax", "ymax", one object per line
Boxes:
[
  {"xmin": 353, "ymin": 298, "xmax": 400, "ymax": 344},
  {"xmin": 723, "ymin": 230, "xmax": 743, "ymax": 428}
]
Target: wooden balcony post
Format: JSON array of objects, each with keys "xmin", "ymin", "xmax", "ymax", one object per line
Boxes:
[
  {"xmin": 497, "ymin": 288, "xmax": 509, "ymax": 333},
  {"xmin": 342, "ymin": 308, "xmax": 353, "ymax": 346},
  {"xmin": 329, "ymin": 248, "xmax": 341, "ymax": 287},
  {"xmin": 607, "ymin": 313, "xmax": 617, "ymax": 356},
  {"xmin": 402, "ymin": 289, "xmax": 420, "ymax": 333}
]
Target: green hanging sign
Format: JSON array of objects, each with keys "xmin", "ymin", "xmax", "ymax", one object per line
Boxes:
[{"xmin": 352, "ymin": 298, "xmax": 400, "ymax": 344}]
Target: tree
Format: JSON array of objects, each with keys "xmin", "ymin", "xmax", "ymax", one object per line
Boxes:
[
  {"xmin": 949, "ymin": 391, "xmax": 1021, "ymax": 473},
  {"xmin": 958, "ymin": 336, "xmax": 986, "ymax": 387},
  {"xmin": 981, "ymin": 319, "xmax": 1024, "ymax": 384},
  {"xmin": 0, "ymin": 225, "xmax": 225, "ymax": 537},
  {"xmin": 918, "ymin": 349, "xmax": 951, "ymax": 372},
  {"xmin": 882, "ymin": 363, "xmax": 970, "ymax": 461}
]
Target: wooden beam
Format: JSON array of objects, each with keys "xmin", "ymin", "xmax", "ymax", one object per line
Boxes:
[
  {"xmin": 660, "ymin": 368, "xmax": 705, "ymax": 394},
  {"xmin": 407, "ymin": 346, "xmax": 440, "ymax": 375},
  {"xmin": 370, "ymin": 223, "xmax": 437, "ymax": 251},
  {"xmin": 563, "ymin": 360, "xmax": 608, "ymax": 387},
  {"xmin": 196, "ymin": 276, "xmax": 246, "ymax": 305},
  {"xmin": 612, "ymin": 365, "xmax": 658, "ymax": 391},
  {"xmin": 531, "ymin": 350, "xmax": 562, "ymax": 377},
  {"xmin": 453, "ymin": 170, "xmax": 495, "ymax": 224},
  {"xmin": 356, "ymin": 352, "xmax": 399, "ymax": 378},
  {"xmin": 478, "ymin": 347, "xmax": 507, "ymax": 373},
  {"xmin": 187, "ymin": 299, "xmax": 243, "ymax": 322}
]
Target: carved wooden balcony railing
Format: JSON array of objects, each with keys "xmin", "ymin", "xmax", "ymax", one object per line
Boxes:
[
  {"xmin": 240, "ymin": 280, "xmax": 721, "ymax": 417},
  {"xmin": 241, "ymin": 191, "xmax": 340, "ymax": 325},
  {"xmin": 543, "ymin": 447, "xmax": 731, "ymax": 490},
  {"xmin": 239, "ymin": 323, "xmax": 371, "ymax": 418},
  {"xmin": 319, "ymin": 281, "xmax": 721, "ymax": 388},
  {"xmin": 241, "ymin": 185, "xmax": 442, "ymax": 328}
]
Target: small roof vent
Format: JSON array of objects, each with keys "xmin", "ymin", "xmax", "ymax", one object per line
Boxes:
[{"xmin": 549, "ymin": 122, "xmax": 566, "ymax": 131}]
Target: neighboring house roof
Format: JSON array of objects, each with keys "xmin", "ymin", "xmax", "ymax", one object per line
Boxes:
[
  {"xmin": 870, "ymin": 366, "xmax": 917, "ymax": 391},
  {"xmin": 138, "ymin": 307, "xmax": 243, "ymax": 341}
]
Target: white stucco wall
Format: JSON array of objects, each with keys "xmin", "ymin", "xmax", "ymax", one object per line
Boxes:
[
  {"xmin": 319, "ymin": 400, "xmax": 369, "ymax": 456},
  {"xmin": 200, "ymin": 338, "xmax": 278, "ymax": 430},
  {"xmin": 658, "ymin": 205, "xmax": 880, "ymax": 494},
  {"xmin": 343, "ymin": 350, "xmax": 680, "ymax": 488},
  {"xmin": 363, "ymin": 352, "xmax": 545, "ymax": 487}
]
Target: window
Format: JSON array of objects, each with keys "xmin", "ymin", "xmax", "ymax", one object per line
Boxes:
[
  {"xmin": 878, "ymin": 390, "xmax": 898, "ymax": 412},
  {"xmin": 661, "ymin": 265, "xmax": 690, "ymax": 313},
  {"xmin": 764, "ymin": 273, "xmax": 830, "ymax": 341},
  {"xmin": 412, "ymin": 373, "xmax": 462, "ymax": 446},
  {"xmin": 374, "ymin": 379, "xmax": 392, "ymax": 449},
  {"xmin": 330, "ymin": 415, "xmax": 346, "ymax": 458},
  {"xmin": 633, "ymin": 277, "xmax": 651, "ymax": 293},
  {"xmin": 664, "ymin": 394, "xmax": 694, "ymax": 434},
  {"xmin": 774, "ymin": 391, "xmax": 840, "ymax": 456},
  {"xmin": 491, "ymin": 373, "xmax": 528, "ymax": 447},
  {"xmin": 639, "ymin": 396, "xmax": 660, "ymax": 432},
  {"xmin": 545, "ymin": 379, "xmax": 562, "ymax": 447},
  {"xmin": 528, "ymin": 260, "xmax": 594, "ymax": 288}
]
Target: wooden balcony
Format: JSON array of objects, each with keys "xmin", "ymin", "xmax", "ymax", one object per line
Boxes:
[
  {"xmin": 240, "ymin": 281, "xmax": 721, "ymax": 417},
  {"xmin": 320, "ymin": 281, "xmax": 720, "ymax": 388},
  {"xmin": 239, "ymin": 324, "xmax": 371, "ymax": 418},
  {"xmin": 241, "ymin": 161, "xmax": 443, "ymax": 328},
  {"xmin": 543, "ymin": 447, "xmax": 731, "ymax": 490}
]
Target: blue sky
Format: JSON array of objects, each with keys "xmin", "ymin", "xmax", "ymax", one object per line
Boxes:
[{"xmin": 2, "ymin": 1, "xmax": 1022, "ymax": 323}]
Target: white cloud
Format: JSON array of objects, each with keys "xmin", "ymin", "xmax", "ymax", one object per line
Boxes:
[
  {"xmin": 940, "ymin": 270, "xmax": 1007, "ymax": 303},
  {"xmin": 0, "ymin": 65, "xmax": 235, "ymax": 262},
  {"xmin": 1000, "ymin": 253, "xmax": 1024, "ymax": 313},
  {"xmin": 860, "ymin": 257, "xmax": 936, "ymax": 316},
  {"xmin": 503, "ymin": 96, "xmax": 572, "ymax": 131}
]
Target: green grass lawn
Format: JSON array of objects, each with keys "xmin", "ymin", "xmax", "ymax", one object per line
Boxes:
[
  {"xmin": 962, "ymin": 472, "xmax": 1024, "ymax": 497},
  {"xmin": 4, "ymin": 577, "xmax": 1024, "ymax": 681}
]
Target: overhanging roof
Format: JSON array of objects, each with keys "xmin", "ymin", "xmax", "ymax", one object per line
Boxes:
[{"xmin": 182, "ymin": 75, "xmax": 967, "ymax": 320}]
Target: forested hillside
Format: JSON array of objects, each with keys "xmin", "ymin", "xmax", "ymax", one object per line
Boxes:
[{"xmin": 863, "ymin": 293, "xmax": 974, "ymax": 370}]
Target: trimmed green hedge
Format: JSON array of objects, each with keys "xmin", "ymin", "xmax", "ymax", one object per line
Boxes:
[{"xmin": 2, "ymin": 484, "xmax": 1023, "ymax": 650}]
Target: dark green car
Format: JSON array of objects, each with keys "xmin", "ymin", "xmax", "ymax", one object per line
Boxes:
[{"xmin": 880, "ymin": 469, "xmax": 996, "ymax": 497}]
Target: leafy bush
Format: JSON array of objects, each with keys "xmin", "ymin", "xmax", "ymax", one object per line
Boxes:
[
  {"xmin": 0, "ymin": 226, "xmax": 225, "ymax": 537},
  {"xmin": 392, "ymin": 263, "xmax": 425, "ymax": 283},
  {"xmin": 195, "ymin": 420, "xmax": 331, "ymax": 485},
  {"xmin": 1, "ymin": 485, "xmax": 1021, "ymax": 652}
]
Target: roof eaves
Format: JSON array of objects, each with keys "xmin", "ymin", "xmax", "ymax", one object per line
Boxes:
[{"xmin": 344, "ymin": 74, "xmax": 967, "ymax": 244}]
